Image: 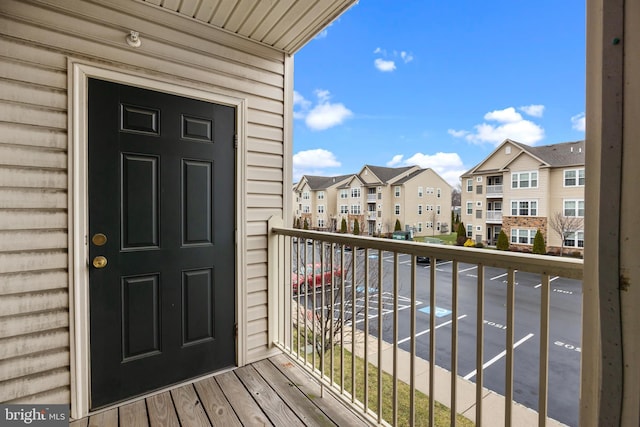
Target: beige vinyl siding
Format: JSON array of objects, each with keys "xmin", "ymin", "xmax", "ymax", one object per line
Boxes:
[
  {"xmin": 0, "ymin": 0, "xmax": 288, "ymax": 403},
  {"xmin": 478, "ymin": 142, "xmax": 522, "ymax": 171}
]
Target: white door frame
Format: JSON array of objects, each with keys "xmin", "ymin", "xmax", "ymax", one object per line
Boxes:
[{"xmin": 67, "ymin": 59, "xmax": 247, "ymax": 419}]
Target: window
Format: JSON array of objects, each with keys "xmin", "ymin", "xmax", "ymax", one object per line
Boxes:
[
  {"xmin": 302, "ymin": 206, "xmax": 310, "ymax": 213},
  {"xmin": 427, "ymin": 205, "xmax": 433, "ymax": 211},
  {"xmin": 511, "ymin": 171, "xmax": 538, "ymax": 189},
  {"xmin": 418, "ymin": 205, "xmax": 423, "ymax": 215},
  {"xmin": 476, "ymin": 210, "xmax": 482, "ymax": 219},
  {"xmin": 340, "ymin": 190, "xmax": 348, "ymax": 199},
  {"xmin": 351, "ymin": 187, "xmax": 361, "ymax": 198},
  {"xmin": 317, "ymin": 205, "xmax": 324, "ymax": 214},
  {"xmin": 418, "ymin": 187, "xmax": 423, "ymax": 197},
  {"xmin": 395, "ymin": 204, "xmax": 400, "ymax": 215},
  {"xmin": 505, "ymin": 146, "xmax": 511, "ymax": 154},
  {"xmin": 466, "ymin": 202, "xmax": 473, "ymax": 215},
  {"xmin": 437, "ymin": 222, "xmax": 441, "ymax": 231},
  {"xmin": 426, "ymin": 187, "xmax": 435, "ymax": 194},
  {"xmin": 466, "ymin": 179, "xmax": 473, "ymax": 192},
  {"xmin": 466, "ymin": 224, "xmax": 473, "ymax": 238},
  {"xmin": 511, "ymin": 200, "xmax": 538, "ymax": 216},
  {"xmin": 318, "ymin": 218, "xmax": 325, "ymax": 228},
  {"xmin": 437, "ymin": 188, "xmax": 441, "ymax": 198},
  {"xmin": 476, "ymin": 225, "xmax": 482, "ymax": 231},
  {"xmin": 476, "ymin": 201, "xmax": 483, "ymax": 207},
  {"xmin": 564, "ymin": 169, "xmax": 585, "ymax": 187},
  {"xmin": 426, "ymin": 221, "xmax": 433, "ymax": 228},
  {"xmin": 302, "ymin": 191, "xmax": 310, "ymax": 200},
  {"xmin": 350, "ymin": 205, "xmax": 361, "ymax": 215},
  {"xmin": 510, "ymin": 229, "xmax": 536, "ymax": 245},
  {"xmin": 564, "ymin": 231, "xmax": 585, "ymax": 248},
  {"xmin": 476, "ymin": 185, "xmax": 483, "ymax": 194},
  {"xmin": 436, "ymin": 205, "xmax": 441, "ymax": 214},
  {"xmin": 417, "ymin": 222, "xmax": 423, "ymax": 232},
  {"xmin": 317, "ymin": 191, "xmax": 324, "ymax": 200},
  {"xmin": 564, "ymin": 199, "xmax": 585, "ymax": 217},
  {"xmin": 340, "ymin": 205, "xmax": 348, "ymax": 214},
  {"xmin": 394, "ymin": 186, "xmax": 401, "ymax": 197}
]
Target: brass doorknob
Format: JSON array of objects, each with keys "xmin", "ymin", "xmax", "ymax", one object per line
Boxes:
[{"xmin": 93, "ymin": 256, "xmax": 108, "ymax": 269}]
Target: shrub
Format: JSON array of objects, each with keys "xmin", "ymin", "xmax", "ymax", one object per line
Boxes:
[
  {"xmin": 496, "ymin": 230, "xmax": 510, "ymax": 251},
  {"xmin": 532, "ymin": 229, "xmax": 546, "ymax": 254},
  {"xmin": 303, "ymin": 218, "xmax": 309, "ymax": 230},
  {"xmin": 394, "ymin": 219, "xmax": 402, "ymax": 231},
  {"xmin": 353, "ymin": 219, "xmax": 360, "ymax": 235},
  {"xmin": 340, "ymin": 218, "xmax": 347, "ymax": 233},
  {"xmin": 475, "ymin": 242, "xmax": 484, "ymax": 248},
  {"xmin": 456, "ymin": 222, "xmax": 466, "ymax": 246},
  {"xmin": 464, "ymin": 238, "xmax": 475, "ymax": 247}
]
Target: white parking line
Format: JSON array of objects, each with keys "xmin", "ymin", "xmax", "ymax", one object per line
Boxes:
[
  {"xmin": 397, "ymin": 314, "xmax": 467, "ymax": 344},
  {"xmin": 463, "ymin": 333, "xmax": 535, "ymax": 380},
  {"xmin": 490, "ymin": 272, "xmax": 508, "ymax": 280},
  {"xmin": 534, "ymin": 276, "xmax": 560, "ymax": 288},
  {"xmin": 459, "ymin": 265, "xmax": 478, "ymax": 273}
]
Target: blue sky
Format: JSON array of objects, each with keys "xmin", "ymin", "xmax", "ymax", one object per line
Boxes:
[{"xmin": 292, "ymin": 1, "xmax": 586, "ymax": 187}]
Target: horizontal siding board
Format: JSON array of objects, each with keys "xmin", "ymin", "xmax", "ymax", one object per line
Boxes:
[
  {"xmin": 247, "ymin": 305, "xmax": 267, "ymax": 323},
  {"xmin": 0, "ymin": 250, "xmax": 68, "ymax": 275},
  {"xmin": 0, "ymin": 309, "xmax": 69, "ymax": 340},
  {"xmin": 247, "ymin": 181, "xmax": 283, "ymax": 195},
  {"xmin": 0, "ymin": 270, "xmax": 68, "ymax": 295},
  {"xmin": 0, "ymin": 57, "xmax": 67, "ymax": 90},
  {"xmin": 246, "ymin": 139, "xmax": 283, "ymax": 156},
  {"xmin": 247, "ymin": 290, "xmax": 267, "ymax": 308},
  {"xmin": 246, "ymin": 152, "xmax": 282, "ymax": 169},
  {"xmin": 246, "ymin": 318, "xmax": 267, "ymax": 336},
  {"xmin": 246, "ymin": 166, "xmax": 282, "ymax": 183},
  {"xmin": 246, "ymin": 263, "xmax": 267, "ymax": 280},
  {"xmin": 245, "ymin": 249, "xmax": 267, "ymax": 266},
  {"xmin": 0, "ymin": 230, "xmax": 68, "ymax": 252},
  {"xmin": 0, "ymin": 102, "xmax": 67, "ymax": 129},
  {"xmin": 248, "ymin": 109, "xmax": 283, "ymax": 128},
  {"xmin": 0, "ymin": 348, "xmax": 69, "ymax": 382},
  {"xmin": 0, "ymin": 123, "xmax": 67, "ymax": 149},
  {"xmin": 0, "ymin": 188, "xmax": 67, "ymax": 209},
  {"xmin": 246, "ymin": 122, "xmax": 283, "ymax": 142},
  {"xmin": 246, "ymin": 221, "xmax": 266, "ymax": 236},
  {"xmin": 0, "ymin": 289, "xmax": 68, "ymax": 317},
  {"xmin": 0, "ymin": 210, "xmax": 67, "ymax": 230},
  {"xmin": 246, "ymin": 332, "xmax": 268, "ymax": 356},
  {"xmin": 0, "ymin": 35, "xmax": 68, "ymax": 70},
  {"xmin": 246, "ymin": 208, "xmax": 282, "ymax": 222},
  {"xmin": 246, "ymin": 235, "xmax": 267, "ymax": 251},
  {"xmin": 0, "ymin": 145, "xmax": 67, "ymax": 169},
  {"xmin": 7, "ymin": 385, "xmax": 70, "ymax": 405},
  {"xmin": 0, "ymin": 167, "xmax": 67, "ymax": 189},
  {"xmin": 0, "ymin": 79, "xmax": 67, "ymax": 109},
  {"xmin": 0, "ymin": 367, "xmax": 69, "ymax": 402},
  {"xmin": 247, "ymin": 193, "xmax": 283, "ymax": 209},
  {"xmin": 246, "ymin": 277, "xmax": 267, "ymax": 294},
  {"xmin": 0, "ymin": 329, "xmax": 69, "ymax": 360}
]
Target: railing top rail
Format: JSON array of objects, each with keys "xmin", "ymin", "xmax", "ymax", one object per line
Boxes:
[{"xmin": 272, "ymin": 226, "xmax": 583, "ymax": 280}]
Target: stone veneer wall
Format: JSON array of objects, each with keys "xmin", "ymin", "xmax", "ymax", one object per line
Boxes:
[{"xmin": 502, "ymin": 216, "xmax": 548, "ymax": 252}]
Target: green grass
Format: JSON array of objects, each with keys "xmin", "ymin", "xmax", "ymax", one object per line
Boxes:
[
  {"xmin": 414, "ymin": 233, "xmax": 458, "ymax": 245},
  {"xmin": 295, "ymin": 332, "xmax": 474, "ymax": 427}
]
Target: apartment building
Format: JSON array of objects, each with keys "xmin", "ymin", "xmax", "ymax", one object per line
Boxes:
[
  {"xmin": 294, "ymin": 165, "xmax": 452, "ymax": 237},
  {"xmin": 460, "ymin": 139, "xmax": 585, "ymax": 254},
  {"xmin": 293, "ymin": 174, "xmax": 353, "ymax": 231}
]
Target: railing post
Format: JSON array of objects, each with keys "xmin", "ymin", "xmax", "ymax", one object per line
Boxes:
[{"xmin": 267, "ymin": 216, "xmax": 284, "ymax": 347}]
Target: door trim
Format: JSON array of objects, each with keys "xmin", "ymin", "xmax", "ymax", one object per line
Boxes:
[{"xmin": 68, "ymin": 59, "xmax": 247, "ymax": 420}]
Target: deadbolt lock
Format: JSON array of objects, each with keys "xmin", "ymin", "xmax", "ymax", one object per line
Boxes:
[
  {"xmin": 92, "ymin": 233, "xmax": 107, "ymax": 246},
  {"xmin": 93, "ymin": 256, "xmax": 108, "ymax": 269}
]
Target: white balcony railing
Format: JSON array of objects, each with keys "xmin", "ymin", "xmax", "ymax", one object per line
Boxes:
[
  {"xmin": 367, "ymin": 194, "xmax": 377, "ymax": 202},
  {"xmin": 486, "ymin": 210, "xmax": 503, "ymax": 222},
  {"xmin": 268, "ymin": 219, "xmax": 583, "ymax": 427},
  {"xmin": 486, "ymin": 185, "xmax": 503, "ymax": 196}
]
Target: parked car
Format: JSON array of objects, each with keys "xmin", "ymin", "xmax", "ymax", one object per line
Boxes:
[
  {"xmin": 416, "ymin": 255, "xmax": 431, "ymax": 264},
  {"xmin": 292, "ymin": 263, "xmax": 342, "ymax": 294}
]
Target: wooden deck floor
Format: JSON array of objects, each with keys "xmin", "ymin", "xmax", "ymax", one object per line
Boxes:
[{"xmin": 70, "ymin": 354, "xmax": 370, "ymax": 427}]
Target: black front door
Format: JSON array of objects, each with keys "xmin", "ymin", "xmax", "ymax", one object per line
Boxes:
[{"xmin": 88, "ymin": 79, "xmax": 236, "ymax": 409}]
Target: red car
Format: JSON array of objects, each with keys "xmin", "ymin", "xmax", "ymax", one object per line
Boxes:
[{"xmin": 292, "ymin": 263, "xmax": 342, "ymax": 294}]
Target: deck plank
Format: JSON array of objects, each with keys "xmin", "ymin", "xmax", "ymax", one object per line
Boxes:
[
  {"xmin": 253, "ymin": 358, "xmax": 336, "ymax": 427},
  {"xmin": 170, "ymin": 384, "xmax": 212, "ymax": 427},
  {"xmin": 146, "ymin": 391, "xmax": 180, "ymax": 427},
  {"xmin": 87, "ymin": 408, "xmax": 118, "ymax": 427},
  {"xmin": 193, "ymin": 376, "xmax": 242, "ymax": 426},
  {"xmin": 69, "ymin": 418, "xmax": 88, "ymax": 427},
  {"xmin": 215, "ymin": 371, "xmax": 273, "ymax": 427},
  {"xmin": 119, "ymin": 399, "xmax": 149, "ymax": 427},
  {"xmin": 270, "ymin": 354, "xmax": 370, "ymax": 427},
  {"xmin": 235, "ymin": 364, "xmax": 305, "ymax": 427}
]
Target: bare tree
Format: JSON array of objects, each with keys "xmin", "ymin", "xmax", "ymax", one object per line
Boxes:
[
  {"xmin": 549, "ymin": 212, "xmax": 584, "ymax": 256},
  {"xmin": 451, "ymin": 184, "xmax": 462, "ymax": 207}
]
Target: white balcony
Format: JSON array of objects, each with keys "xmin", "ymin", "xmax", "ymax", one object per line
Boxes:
[
  {"xmin": 486, "ymin": 185, "xmax": 503, "ymax": 197},
  {"xmin": 367, "ymin": 194, "xmax": 377, "ymax": 202},
  {"xmin": 269, "ymin": 223, "xmax": 583, "ymax": 426},
  {"xmin": 486, "ymin": 210, "xmax": 503, "ymax": 223}
]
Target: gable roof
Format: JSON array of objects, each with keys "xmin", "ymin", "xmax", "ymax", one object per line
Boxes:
[
  {"xmin": 140, "ymin": 0, "xmax": 358, "ymax": 54},
  {"xmin": 361, "ymin": 165, "xmax": 417, "ymax": 184},
  {"xmin": 462, "ymin": 139, "xmax": 586, "ymax": 177},
  {"xmin": 303, "ymin": 174, "xmax": 353, "ymax": 190}
]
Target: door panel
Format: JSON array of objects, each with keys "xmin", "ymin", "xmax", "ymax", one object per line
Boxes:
[{"xmin": 88, "ymin": 79, "xmax": 236, "ymax": 409}]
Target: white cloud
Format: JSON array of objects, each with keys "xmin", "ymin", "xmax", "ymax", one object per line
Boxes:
[
  {"xmin": 373, "ymin": 47, "xmax": 384, "ymax": 54},
  {"xmin": 388, "ymin": 152, "xmax": 466, "ymax": 186},
  {"xmin": 519, "ymin": 104, "xmax": 545, "ymax": 117},
  {"xmin": 400, "ymin": 51, "xmax": 414, "ymax": 63},
  {"xmin": 571, "ymin": 112, "xmax": 586, "ymax": 132},
  {"xmin": 450, "ymin": 106, "xmax": 545, "ymax": 146},
  {"xmin": 294, "ymin": 90, "xmax": 353, "ymax": 131},
  {"xmin": 374, "ymin": 58, "xmax": 396, "ymax": 72},
  {"xmin": 293, "ymin": 149, "xmax": 341, "ymax": 181},
  {"xmin": 386, "ymin": 154, "xmax": 404, "ymax": 167}
]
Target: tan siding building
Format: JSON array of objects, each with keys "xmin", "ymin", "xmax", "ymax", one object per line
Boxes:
[
  {"xmin": 461, "ymin": 139, "xmax": 585, "ymax": 254},
  {"xmin": 0, "ymin": 0, "xmax": 357, "ymax": 418}
]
